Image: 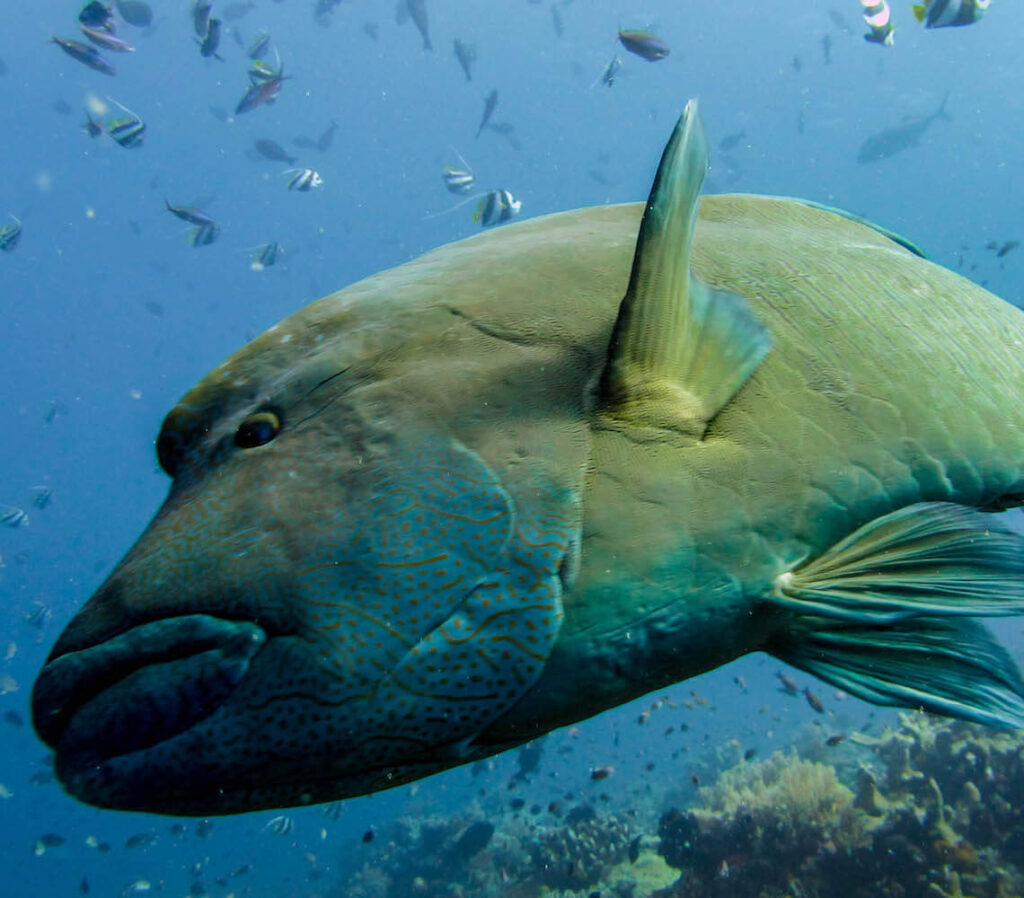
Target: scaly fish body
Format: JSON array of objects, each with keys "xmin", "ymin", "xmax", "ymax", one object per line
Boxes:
[{"xmin": 33, "ymin": 103, "xmax": 1024, "ymax": 816}]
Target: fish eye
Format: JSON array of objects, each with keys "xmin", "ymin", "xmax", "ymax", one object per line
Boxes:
[{"xmin": 234, "ymin": 410, "xmax": 282, "ymax": 449}]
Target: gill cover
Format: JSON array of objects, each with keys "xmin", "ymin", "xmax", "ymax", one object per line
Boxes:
[{"xmin": 301, "ymin": 440, "xmax": 575, "ymax": 759}]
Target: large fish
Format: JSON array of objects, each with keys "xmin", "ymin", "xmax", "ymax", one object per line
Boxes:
[
  {"xmin": 32, "ymin": 101, "xmax": 1024, "ymax": 815},
  {"xmin": 857, "ymin": 93, "xmax": 949, "ymax": 162}
]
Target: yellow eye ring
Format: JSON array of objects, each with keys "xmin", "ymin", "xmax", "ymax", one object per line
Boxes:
[{"xmin": 234, "ymin": 410, "xmax": 282, "ymax": 449}]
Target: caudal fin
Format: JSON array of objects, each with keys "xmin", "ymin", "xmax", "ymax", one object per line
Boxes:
[{"xmin": 767, "ymin": 501, "xmax": 1024, "ymax": 728}]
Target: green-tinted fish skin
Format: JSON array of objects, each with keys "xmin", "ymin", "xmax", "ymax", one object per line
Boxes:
[{"xmin": 31, "ymin": 111, "xmax": 1024, "ymax": 816}]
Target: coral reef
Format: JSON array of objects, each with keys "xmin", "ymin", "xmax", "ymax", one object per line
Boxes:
[
  {"xmin": 657, "ymin": 713, "xmax": 1024, "ymax": 898},
  {"xmin": 338, "ymin": 804, "xmax": 641, "ymax": 898},
  {"xmin": 333, "ymin": 714, "xmax": 1024, "ymax": 898}
]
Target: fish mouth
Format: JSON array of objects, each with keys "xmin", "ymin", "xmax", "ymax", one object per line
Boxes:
[{"xmin": 33, "ymin": 615, "xmax": 266, "ymax": 767}]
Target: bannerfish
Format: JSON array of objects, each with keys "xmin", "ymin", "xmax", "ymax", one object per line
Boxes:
[
  {"xmin": 913, "ymin": 0, "xmax": 989, "ymax": 28},
  {"xmin": 862, "ymin": 0, "xmax": 896, "ymax": 45},
  {"xmin": 32, "ymin": 99, "xmax": 1024, "ymax": 815},
  {"xmin": 286, "ymin": 168, "xmax": 322, "ymax": 191},
  {"xmin": 473, "ymin": 188, "xmax": 521, "ymax": 227}
]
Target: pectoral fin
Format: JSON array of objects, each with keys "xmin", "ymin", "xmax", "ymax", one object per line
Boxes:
[
  {"xmin": 769, "ymin": 502, "xmax": 1024, "ymax": 727},
  {"xmin": 599, "ymin": 99, "xmax": 771, "ymax": 437}
]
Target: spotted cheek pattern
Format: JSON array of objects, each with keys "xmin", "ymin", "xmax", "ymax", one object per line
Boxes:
[{"xmin": 290, "ymin": 442, "xmax": 577, "ymax": 770}]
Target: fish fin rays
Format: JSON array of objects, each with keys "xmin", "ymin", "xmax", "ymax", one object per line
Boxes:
[
  {"xmin": 767, "ymin": 502, "xmax": 1024, "ymax": 728},
  {"xmin": 599, "ymin": 99, "xmax": 771, "ymax": 438}
]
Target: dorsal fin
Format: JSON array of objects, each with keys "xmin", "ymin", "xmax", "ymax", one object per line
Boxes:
[{"xmin": 599, "ymin": 99, "xmax": 771, "ymax": 437}]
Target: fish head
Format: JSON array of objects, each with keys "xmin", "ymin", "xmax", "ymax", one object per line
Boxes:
[{"xmin": 32, "ymin": 224, "xmax": 607, "ymax": 814}]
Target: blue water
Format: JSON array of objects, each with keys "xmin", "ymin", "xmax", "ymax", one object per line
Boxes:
[{"xmin": 2, "ymin": 1, "xmax": 1023, "ymax": 894}]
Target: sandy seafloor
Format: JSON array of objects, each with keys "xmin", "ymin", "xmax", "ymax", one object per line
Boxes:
[{"xmin": 1, "ymin": 1, "xmax": 1023, "ymax": 896}]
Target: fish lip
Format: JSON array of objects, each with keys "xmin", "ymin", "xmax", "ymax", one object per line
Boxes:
[{"xmin": 32, "ymin": 614, "xmax": 266, "ymax": 757}]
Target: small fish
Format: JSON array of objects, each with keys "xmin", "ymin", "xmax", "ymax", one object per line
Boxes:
[
  {"xmin": 107, "ymin": 114, "xmax": 145, "ymax": 148},
  {"xmin": 79, "ymin": 876, "xmax": 90, "ymax": 895},
  {"xmin": 32, "ymin": 487, "xmax": 53, "ymax": 510},
  {"xmin": 236, "ymin": 71, "xmax": 288, "ymax": 114},
  {"xmin": 857, "ymin": 93, "xmax": 950, "ymax": 163},
  {"xmin": 115, "ymin": 1, "xmax": 153, "ymax": 27},
  {"xmin": 443, "ymin": 155, "xmax": 475, "ymax": 194},
  {"xmin": 825, "ymin": 733, "xmax": 846, "ymax": 746},
  {"xmin": 232, "ymin": 864, "xmax": 252, "ymax": 876},
  {"xmin": 589, "ymin": 765, "xmax": 614, "ymax": 781},
  {"xmin": 223, "ymin": 1, "xmax": 255, "ymax": 21},
  {"xmin": 80, "ymin": 26, "xmax": 135, "ymax": 53},
  {"xmin": 0, "ymin": 215, "xmax": 22, "ymax": 252},
  {"xmin": 51, "ymin": 37, "xmax": 116, "ymax": 76},
  {"xmin": 253, "ymin": 138, "xmax": 296, "ymax": 164},
  {"xmin": 862, "ymin": 0, "xmax": 896, "ymax": 46},
  {"xmin": 828, "ymin": 8, "xmax": 854, "ymax": 32},
  {"xmin": 195, "ymin": 818, "xmax": 214, "ymax": 837},
  {"xmin": 719, "ymin": 129, "xmax": 746, "ymax": 151},
  {"xmin": 188, "ymin": 222, "xmax": 220, "ymax": 247},
  {"xmin": 320, "ymin": 800, "xmax": 344, "ymax": 820},
  {"xmin": 743, "ymin": 747, "xmax": 757, "ymax": 760},
  {"xmin": 287, "ymin": 168, "xmax": 323, "ymax": 191},
  {"xmin": 80, "ymin": 111, "xmax": 100, "ymax": 136},
  {"xmin": 618, "ymin": 29, "xmax": 669, "ymax": 61},
  {"xmin": 317, "ymin": 120, "xmax": 338, "ymax": 151},
  {"xmin": 78, "ymin": 2, "xmax": 114, "ymax": 29},
  {"xmin": 405, "ymin": 0, "xmax": 431, "ymax": 50},
  {"xmin": 598, "ymin": 55, "xmax": 621, "ymax": 87},
  {"xmin": 473, "ymin": 189, "xmax": 521, "ymax": 227},
  {"xmin": 0, "ymin": 505, "xmax": 28, "ymax": 527},
  {"xmin": 24, "ymin": 603, "xmax": 51, "ymax": 629},
  {"xmin": 52, "ymin": 98, "xmax": 72, "ymax": 115},
  {"xmin": 3, "ymin": 642, "xmax": 15, "ymax": 661},
  {"xmin": 193, "ymin": 0, "xmax": 213, "ymax": 37},
  {"xmin": 913, "ymin": 0, "xmax": 989, "ymax": 28},
  {"xmin": 251, "ymin": 241, "xmax": 280, "ymax": 271},
  {"xmin": 197, "ymin": 18, "xmax": 223, "ymax": 59},
  {"xmin": 487, "ymin": 121, "xmax": 520, "ymax": 150},
  {"xmin": 0, "ymin": 783, "xmax": 13, "ymax": 799},
  {"xmin": 476, "ymin": 88, "xmax": 498, "ymax": 138},
  {"xmin": 551, "ymin": 4, "xmax": 565, "ymax": 38},
  {"xmin": 248, "ymin": 58, "xmax": 280, "ymax": 85},
  {"xmin": 776, "ymin": 671, "xmax": 799, "ymax": 695},
  {"xmin": 248, "ymin": 30, "xmax": 271, "ymax": 59},
  {"xmin": 988, "ymin": 240, "xmax": 1020, "ymax": 258},
  {"xmin": 124, "ymin": 880, "xmax": 152, "ymax": 893},
  {"xmin": 165, "ymin": 200, "xmax": 215, "ymax": 227},
  {"xmin": 453, "ymin": 38, "xmax": 475, "ymax": 81},
  {"xmin": 803, "ymin": 687, "xmax": 825, "ymax": 713},
  {"xmin": 0, "ymin": 674, "xmax": 18, "ymax": 694},
  {"xmin": 33, "ymin": 833, "xmax": 66, "ymax": 855},
  {"xmin": 361, "ymin": 828, "xmax": 375, "ymax": 843},
  {"xmin": 264, "ymin": 814, "xmax": 294, "ymax": 834}
]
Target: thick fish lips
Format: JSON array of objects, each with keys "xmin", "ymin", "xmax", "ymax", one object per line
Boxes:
[{"xmin": 32, "ymin": 615, "xmax": 265, "ymax": 780}]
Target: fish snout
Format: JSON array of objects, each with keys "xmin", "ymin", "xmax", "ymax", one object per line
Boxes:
[{"xmin": 32, "ymin": 614, "xmax": 266, "ymax": 769}]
